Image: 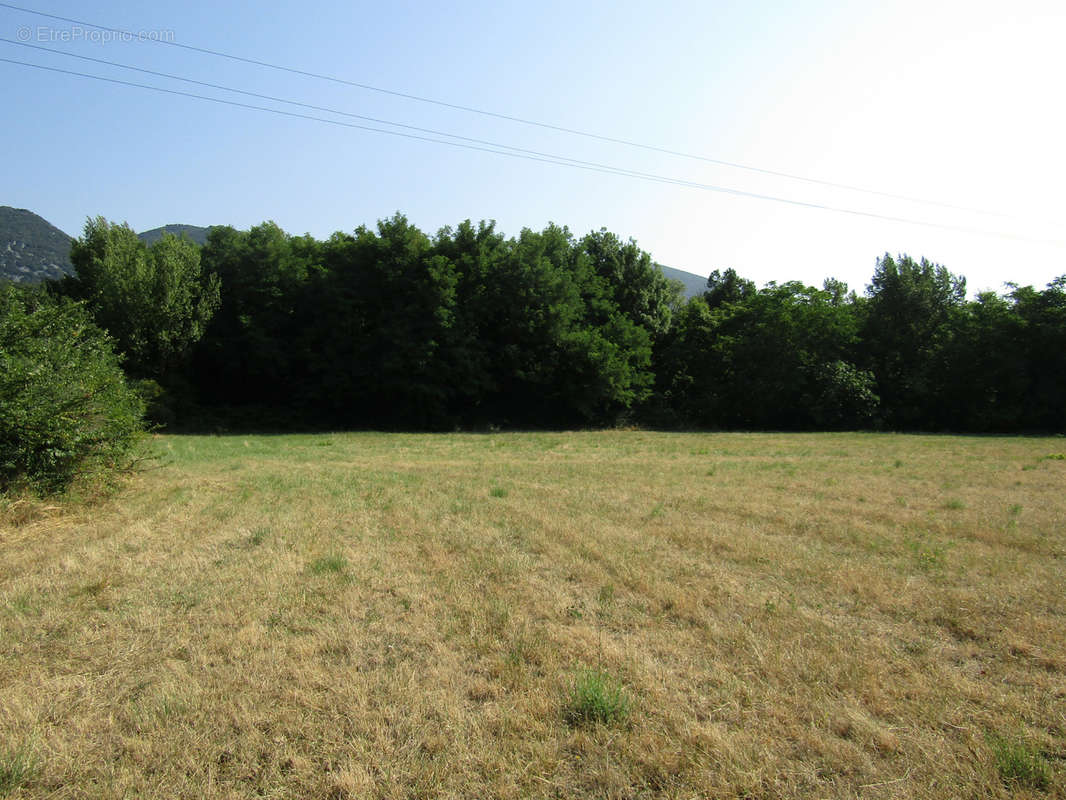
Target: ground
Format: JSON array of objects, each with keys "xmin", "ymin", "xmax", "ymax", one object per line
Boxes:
[{"xmin": 1, "ymin": 431, "xmax": 1064, "ymax": 798}]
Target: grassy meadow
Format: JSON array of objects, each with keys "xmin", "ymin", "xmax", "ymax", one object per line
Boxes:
[{"xmin": 1, "ymin": 431, "xmax": 1064, "ymax": 798}]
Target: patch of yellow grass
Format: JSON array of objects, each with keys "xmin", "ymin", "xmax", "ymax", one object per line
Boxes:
[{"xmin": 1, "ymin": 432, "xmax": 1064, "ymax": 798}]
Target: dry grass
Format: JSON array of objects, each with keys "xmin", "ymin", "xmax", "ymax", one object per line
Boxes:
[{"xmin": 1, "ymin": 431, "xmax": 1064, "ymax": 799}]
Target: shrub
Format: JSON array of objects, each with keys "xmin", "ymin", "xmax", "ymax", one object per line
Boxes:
[{"xmin": 0, "ymin": 285, "xmax": 146, "ymax": 495}]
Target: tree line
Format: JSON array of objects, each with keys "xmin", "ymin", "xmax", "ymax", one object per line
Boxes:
[{"xmin": 3, "ymin": 211, "xmax": 1064, "ymax": 490}]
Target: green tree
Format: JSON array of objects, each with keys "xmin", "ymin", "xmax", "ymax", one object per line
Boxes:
[
  {"xmin": 578, "ymin": 229, "xmax": 681, "ymax": 337},
  {"xmin": 195, "ymin": 222, "xmax": 316, "ymax": 414},
  {"xmin": 0, "ymin": 284, "xmax": 145, "ymax": 494},
  {"xmin": 656, "ymin": 279, "xmax": 873, "ymax": 428},
  {"xmin": 860, "ymin": 253, "xmax": 965, "ymax": 429},
  {"xmin": 1009, "ymin": 277, "xmax": 1066, "ymax": 430},
  {"xmin": 63, "ymin": 217, "xmax": 220, "ymax": 381}
]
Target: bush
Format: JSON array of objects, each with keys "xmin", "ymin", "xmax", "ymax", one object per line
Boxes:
[{"xmin": 0, "ymin": 285, "xmax": 146, "ymax": 495}]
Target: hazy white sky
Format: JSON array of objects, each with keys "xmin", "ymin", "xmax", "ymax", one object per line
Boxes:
[{"xmin": 3, "ymin": 0, "xmax": 1064, "ymax": 295}]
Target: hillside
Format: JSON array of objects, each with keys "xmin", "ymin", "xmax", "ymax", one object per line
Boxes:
[
  {"xmin": 0, "ymin": 206, "xmax": 74, "ymax": 283},
  {"xmin": 137, "ymin": 224, "xmax": 211, "ymax": 246},
  {"xmin": 658, "ymin": 263, "xmax": 706, "ymax": 298}
]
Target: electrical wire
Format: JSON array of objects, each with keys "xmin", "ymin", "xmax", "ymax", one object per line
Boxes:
[
  {"xmin": 3, "ymin": 53, "xmax": 1062, "ymax": 247},
  {"xmin": 0, "ymin": 0, "xmax": 1016, "ymax": 219}
]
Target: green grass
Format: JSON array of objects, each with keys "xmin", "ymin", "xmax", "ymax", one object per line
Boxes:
[
  {"xmin": 308, "ymin": 554, "xmax": 348, "ymax": 574},
  {"xmin": 988, "ymin": 733, "xmax": 1051, "ymax": 790},
  {"xmin": 564, "ymin": 667, "xmax": 632, "ymax": 726},
  {"xmin": 0, "ymin": 744, "xmax": 39, "ymax": 796}
]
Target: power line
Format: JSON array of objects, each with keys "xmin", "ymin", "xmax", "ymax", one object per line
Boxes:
[
  {"xmin": 0, "ymin": 1, "xmax": 1013, "ymax": 219},
  {"xmin": 0, "ymin": 37, "xmax": 709, "ymax": 175},
  {"xmin": 3, "ymin": 54, "xmax": 1062, "ymax": 248}
]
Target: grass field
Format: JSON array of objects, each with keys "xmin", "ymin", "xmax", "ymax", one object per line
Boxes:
[{"xmin": 1, "ymin": 431, "xmax": 1064, "ymax": 799}]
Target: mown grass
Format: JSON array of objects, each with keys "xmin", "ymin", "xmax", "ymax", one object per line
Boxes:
[{"xmin": 1, "ymin": 431, "xmax": 1064, "ymax": 798}]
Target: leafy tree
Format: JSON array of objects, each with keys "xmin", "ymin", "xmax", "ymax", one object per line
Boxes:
[
  {"xmin": 860, "ymin": 253, "xmax": 965, "ymax": 429},
  {"xmin": 62, "ymin": 217, "xmax": 220, "ymax": 382},
  {"xmin": 656, "ymin": 279, "xmax": 873, "ymax": 428},
  {"xmin": 300, "ymin": 214, "xmax": 460, "ymax": 428},
  {"xmin": 0, "ymin": 284, "xmax": 145, "ymax": 494},
  {"xmin": 1009, "ymin": 277, "xmax": 1066, "ymax": 430},
  {"xmin": 704, "ymin": 268, "xmax": 755, "ymax": 310},
  {"xmin": 578, "ymin": 229, "xmax": 681, "ymax": 336},
  {"xmin": 194, "ymin": 222, "xmax": 316, "ymax": 414}
]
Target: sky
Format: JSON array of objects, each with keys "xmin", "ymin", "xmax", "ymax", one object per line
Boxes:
[{"xmin": 3, "ymin": 0, "xmax": 1065, "ymax": 296}]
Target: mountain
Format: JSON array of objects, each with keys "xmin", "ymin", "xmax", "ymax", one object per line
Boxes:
[
  {"xmin": 0, "ymin": 206, "xmax": 74, "ymax": 283},
  {"xmin": 138, "ymin": 224, "xmax": 211, "ymax": 246},
  {"xmin": 657, "ymin": 264, "xmax": 706, "ymax": 298}
]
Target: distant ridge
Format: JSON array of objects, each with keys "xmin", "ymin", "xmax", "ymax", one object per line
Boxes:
[
  {"xmin": 138, "ymin": 224, "xmax": 211, "ymax": 246},
  {"xmin": 0, "ymin": 206, "xmax": 74, "ymax": 283},
  {"xmin": 657, "ymin": 264, "xmax": 706, "ymax": 298}
]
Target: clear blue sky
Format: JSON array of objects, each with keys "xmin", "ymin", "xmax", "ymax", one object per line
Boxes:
[{"xmin": 3, "ymin": 0, "xmax": 1064, "ymax": 295}]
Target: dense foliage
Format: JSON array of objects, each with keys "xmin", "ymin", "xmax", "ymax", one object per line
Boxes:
[
  {"xmin": 0, "ymin": 284, "xmax": 145, "ymax": 494},
  {"xmin": 63, "ymin": 218, "xmax": 221, "ymax": 382},
  {"xmin": 44, "ymin": 214, "xmax": 1066, "ymax": 433}
]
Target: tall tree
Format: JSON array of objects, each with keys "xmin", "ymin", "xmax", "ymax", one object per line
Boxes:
[
  {"xmin": 62, "ymin": 217, "xmax": 220, "ymax": 382},
  {"xmin": 194, "ymin": 222, "xmax": 315, "ymax": 412},
  {"xmin": 860, "ymin": 254, "xmax": 965, "ymax": 429}
]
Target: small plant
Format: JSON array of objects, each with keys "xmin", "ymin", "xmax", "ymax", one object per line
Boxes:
[
  {"xmin": 905, "ymin": 536, "xmax": 948, "ymax": 574},
  {"xmin": 1008, "ymin": 503, "xmax": 1022, "ymax": 516},
  {"xmin": 564, "ymin": 667, "xmax": 631, "ymax": 726},
  {"xmin": 944, "ymin": 498, "xmax": 965, "ymax": 510},
  {"xmin": 248, "ymin": 527, "xmax": 269, "ymax": 546},
  {"xmin": 0, "ymin": 743, "xmax": 40, "ymax": 795},
  {"xmin": 489, "ymin": 486, "xmax": 508, "ymax": 498},
  {"xmin": 988, "ymin": 733, "xmax": 1050, "ymax": 790},
  {"xmin": 309, "ymin": 554, "xmax": 347, "ymax": 574}
]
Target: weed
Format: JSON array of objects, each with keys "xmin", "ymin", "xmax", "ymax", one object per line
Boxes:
[
  {"xmin": 893, "ymin": 459, "xmax": 903, "ymax": 468},
  {"xmin": 944, "ymin": 498, "xmax": 965, "ymax": 510},
  {"xmin": 597, "ymin": 583, "xmax": 615, "ymax": 606},
  {"xmin": 1044, "ymin": 453, "xmax": 1065, "ymax": 461},
  {"xmin": 6, "ymin": 593, "xmax": 39, "ymax": 616},
  {"xmin": 905, "ymin": 536, "xmax": 948, "ymax": 573},
  {"xmin": 564, "ymin": 667, "xmax": 632, "ymax": 726},
  {"xmin": 1008, "ymin": 504, "xmax": 1022, "ymax": 516},
  {"xmin": 0, "ymin": 743, "xmax": 40, "ymax": 795},
  {"xmin": 648, "ymin": 501, "xmax": 665, "ymax": 518},
  {"xmin": 248, "ymin": 527, "xmax": 269, "ymax": 546},
  {"xmin": 489, "ymin": 486, "xmax": 508, "ymax": 498},
  {"xmin": 309, "ymin": 554, "xmax": 348, "ymax": 575},
  {"xmin": 987, "ymin": 733, "xmax": 1050, "ymax": 789}
]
